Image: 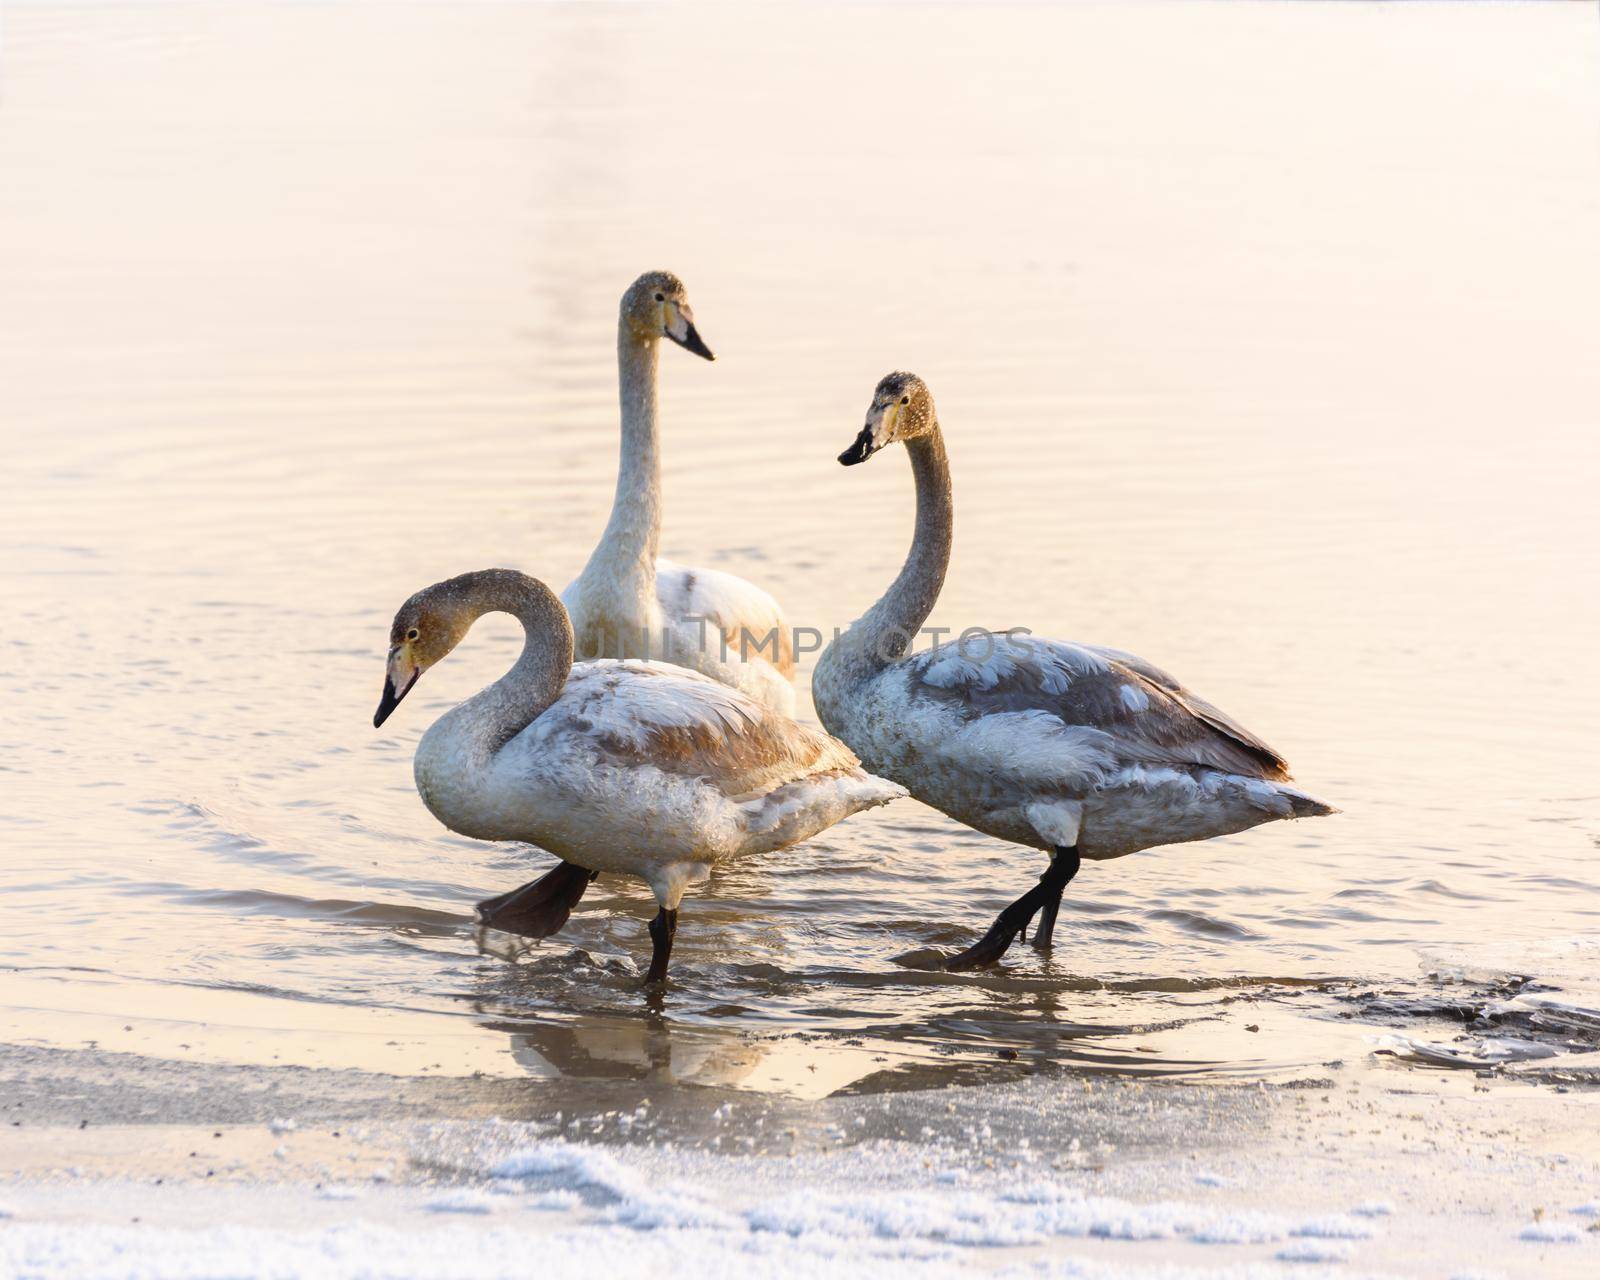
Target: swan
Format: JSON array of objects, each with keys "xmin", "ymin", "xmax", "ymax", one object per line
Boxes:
[
  {"xmin": 560, "ymin": 271, "xmax": 797, "ymax": 716},
  {"xmin": 812, "ymin": 372, "xmax": 1336, "ymax": 971},
  {"xmin": 372, "ymin": 568, "xmax": 903, "ymax": 982}
]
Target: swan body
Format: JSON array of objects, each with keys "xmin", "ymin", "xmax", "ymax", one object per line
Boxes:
[
  {"xmin": 819, "ymin": 635, "xmax": 1329, "ymax": 861},
  {"xmin": 375, "ymin": 568, "xmax": 901, "ymax": 980},
  {"xmin": 561, "ymin": 558, "xmax": 793, "ymax": 717},
  {"xmin": 416, "ymin": 658, "xmax": 889, "ymax": 900},
  {"xmin": 813, "ymin": 373, "xmax": 1333, "ymax": 967},
  {"xmin": 562, "ymin": 271, "xmax": 796, "ymax": 716}
]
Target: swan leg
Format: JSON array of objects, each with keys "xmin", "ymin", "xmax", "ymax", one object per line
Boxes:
[
  {"xmin": 645, "ymin": 907, "xmax": 679, "ymax": 985},
  {"xmin": 1029, "ymin": 846, "xmax": 1080, "ymax": 951},
  {"xmin": 476, "ymin": 861, "xmax": 598, "ymax": 939},
  {"xmin": 945, "ymin": 846, "xmax": 1080, "ymax": 971}
]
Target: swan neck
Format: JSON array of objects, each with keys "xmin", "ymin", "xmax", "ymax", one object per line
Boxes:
[
  {"xmin": 830, "ymin": 425, "xmax": 954, "ymax": 682},
  {"xmin": 456, "ymin": 571, "xmax": 574, "ymax": 757},
  {"xmin": 585, "ymin": 328, "xmax": 662, "ymax": 592}
]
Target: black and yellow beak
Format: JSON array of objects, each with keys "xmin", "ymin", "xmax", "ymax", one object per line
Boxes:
[
  {"xmin": 667, "ymin": 320, "xmax": 715, "ymax": 361},
  {"xmin": 373, "ymin": 664, "xmax": 419, "ymax": 729},
  {"xmin": 840, "ymin": 401, "xmax": 896, "ymax": 466},
  {"xmin": 663, "ymin": 299, "xmax": 715, "ymax": 362}
]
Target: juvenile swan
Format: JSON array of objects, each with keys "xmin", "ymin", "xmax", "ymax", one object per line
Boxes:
[
  {"xmin": 373, "ymin": 568, "xmax": 903, "ymax": 982},
  {"xmin": 812, "ymin": 373, "xmax": 1335, "ymax": 971},
  {"xmin": 561, "ymin": 271, "xmax": 797, "ymax": 716}
]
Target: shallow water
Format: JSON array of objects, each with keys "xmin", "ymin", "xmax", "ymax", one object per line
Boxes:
[{"xmin": 2, "ymin": 1, "xmax": 1599, "ymax": 1096}]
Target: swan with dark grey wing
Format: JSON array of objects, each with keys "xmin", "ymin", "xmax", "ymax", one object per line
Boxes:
[{"xmin": 812, "ymin": 372, "xmax": 1336, "ymax": 970}]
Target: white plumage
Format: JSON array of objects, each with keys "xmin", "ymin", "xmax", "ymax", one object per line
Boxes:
[
  {"xmin": 562, "ymin": 271, "xmax": 796, "ymax": 715},
  {"xmin": 420, "ymin": 658, "xmax": 895, "ymax": 897},
  {"xmin": 562, "ymin": 558, "xmax": 794, "ymax": 717},
  {"xmin": 376, "ymin": 568, "xmax": 900, "ymax": 982}
]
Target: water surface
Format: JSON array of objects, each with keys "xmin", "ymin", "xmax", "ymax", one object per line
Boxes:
[{"xmin": 3, "ymin": 0, "xmax": 1599, "ymax": 1096}]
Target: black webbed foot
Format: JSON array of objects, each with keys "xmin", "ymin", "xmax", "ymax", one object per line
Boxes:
[
  {"xmin": 476, "ymin": 861, "xmax": 598, "ymax": 939},
  {"xmin": 944, "ymin": 846, "xmax": 1080, "ymax": 971}
]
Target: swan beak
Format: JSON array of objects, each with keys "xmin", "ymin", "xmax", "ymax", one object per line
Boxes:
[
  {"xmin": 664, "ymin": 301, "xmax": 715, "ymax": 361},
  {"xmin": 374, "ymin": 654, "xmax": 420, "ymax": 728},
  {"xmin": 838, "ymin": 425, "xmax": 879, "ymax": 466},
  {"xmin": 840, "ymin": 402, "xmax": 895, "ymax": 465}
]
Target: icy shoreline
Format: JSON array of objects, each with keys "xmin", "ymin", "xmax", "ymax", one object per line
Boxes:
[{"xmin": 3, "ymin": 1045, "xmax": 1598, "ymax": 1279}]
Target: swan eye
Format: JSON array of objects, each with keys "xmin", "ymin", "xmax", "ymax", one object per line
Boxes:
[
  {"xmin": 406, "ymin": 628, "xmax": 419, "ymax": 641},
  {"xmin": 653, "ymin": 292, "xmax": 665, "ymax": 302},
  {"xmin": 900, "ymin": 395, "xmax": 910, "ymax": 405}
]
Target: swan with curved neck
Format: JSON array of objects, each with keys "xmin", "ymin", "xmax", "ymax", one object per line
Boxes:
[
  {"xmin": 561, "ymin": 271, "xmax": 796, "ymax": 716},
  {"xmin": 375, "ymin": 568, "xmax": 901, "ymax": 982},
  {"xmin": 813, "ymin": 373, "xmax": 1335, "ymax": 970}
]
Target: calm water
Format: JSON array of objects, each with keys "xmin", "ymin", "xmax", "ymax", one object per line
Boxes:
[{"xmin": 3, "ymin": 1, "xmax": 1598, "ymax": 1095}]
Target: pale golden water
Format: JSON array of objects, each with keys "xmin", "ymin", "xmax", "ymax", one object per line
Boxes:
[{"xmin": 2, "ymin": 1, "xmax": 1599, "ymax": 1095}]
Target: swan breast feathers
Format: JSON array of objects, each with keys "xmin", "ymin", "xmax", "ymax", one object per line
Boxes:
[
  {"xmin": 526, "ymin": 659, "xmax": 857, "ymax": 797},
  {"xmin": 906, "ymin": 634, "xmax": 1291, "ymax": 782}
]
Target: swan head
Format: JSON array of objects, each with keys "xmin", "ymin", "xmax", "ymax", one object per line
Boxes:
[
  {"xmin": 373, "ymin": 582, "xmax": 473, "ymax": 728},
  {"xmin": 620, "ymin": 270, "xmax": 715, "ymax": 361},
  {"xmin": 838, "ymin": 371, "xmax": 936, "ymax": 465}
]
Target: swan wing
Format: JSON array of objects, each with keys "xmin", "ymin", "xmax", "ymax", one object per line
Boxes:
[
  {"xmin": 655, "ymin": 559, "xmax": 793, "ymax": 676},
  {"xmin": 1082, "ymin": 644, "xmax": 1289, "ymax": 777},
  {"xmin": 533, "ymin": 659, "xmax": 853, "ymax": 797},
  {"xmin": 909, "ymin": 635, "xmax": 1290, "ymax": 781}
]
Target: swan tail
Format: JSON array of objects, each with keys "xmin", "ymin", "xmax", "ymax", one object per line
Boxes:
[
  {"xmin": 743, "ymin": 769, "xmax": 906, "ymax": 848},
  {"xmin": 1279, "ymin": 786, "xmax": 1339, "ymax": 820},
  {"xmin": 843, "ymin": 772, "xmax": 910, "ymax": 812},
  {"xmin": 476, "ymin": 860, "xmax": 598, "ymax": 939}
]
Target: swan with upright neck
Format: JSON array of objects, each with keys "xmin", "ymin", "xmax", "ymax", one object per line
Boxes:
[
  {"xmin": 373, "ymin": 568, "xmax": 902, "ymax": 982},
  {"xmin": 561, "ymin": 271, "xmax": 796, "ymax": 716},
  {"xmin": 812, "ymin": 373, "xmax": 1335, "ymax": 970}
]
